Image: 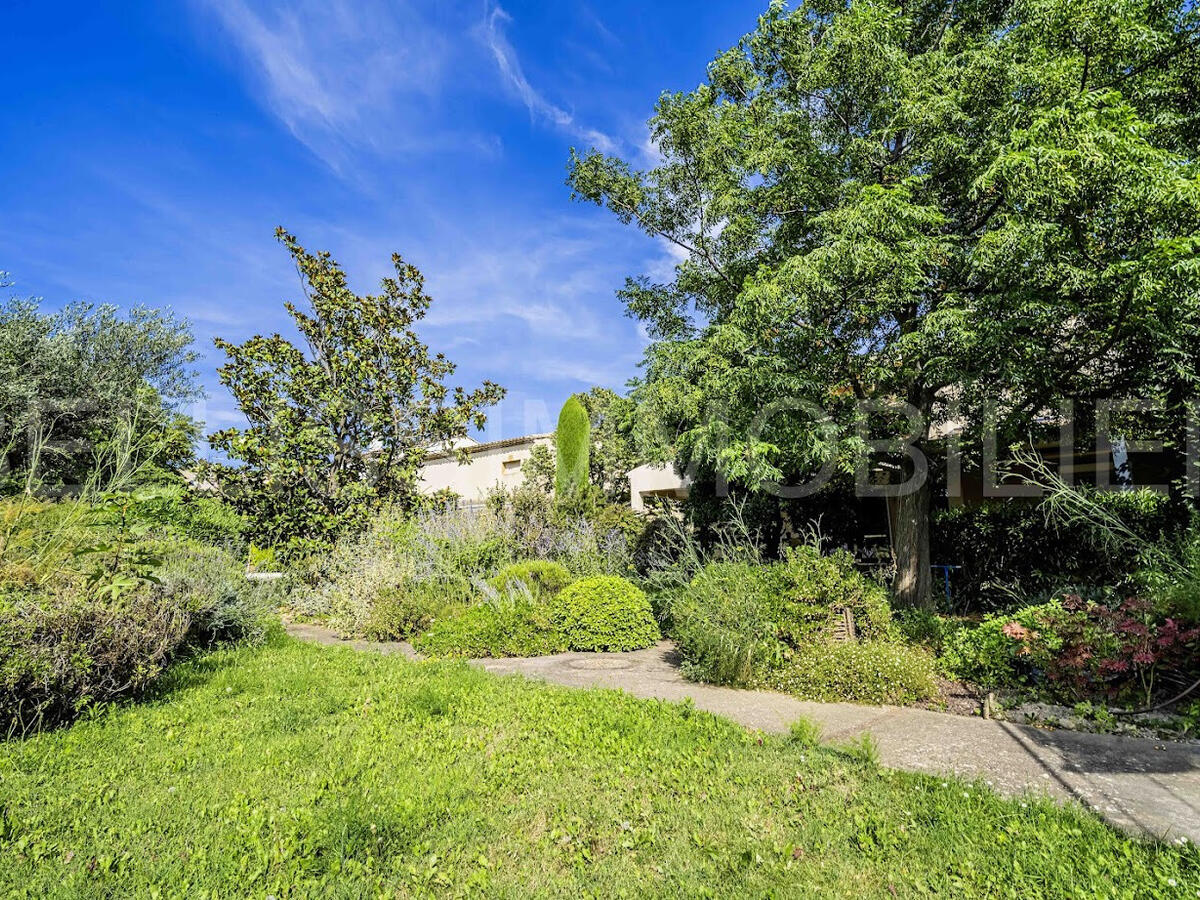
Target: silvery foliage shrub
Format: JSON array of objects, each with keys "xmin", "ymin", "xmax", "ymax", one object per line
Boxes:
[
  {"xmin": 302, "ymin": 505, "xmax": 424, "ymax": 636},
  {"xmin": 306, "ymin": 494, "xmax": 633, "ymax": 636},
  {"xmin": 155, "ymin": 543, "xmax": 278, "ymax": 645},
  {"xmin": 406, "ymin": 493, "xmax": 631, "ymax": 579}
]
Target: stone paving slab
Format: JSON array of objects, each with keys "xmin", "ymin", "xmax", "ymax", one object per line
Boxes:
[{"xmin": 285, "ymin": 624, "xmax": 1200, "ymax": 842}]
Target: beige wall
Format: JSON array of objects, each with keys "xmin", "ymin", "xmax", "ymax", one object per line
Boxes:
[
  {"xmin": 629, "ymin": 463, "xmax": 689, "ymax": 511},
  {"xmin": 418, "ymin": 435, "xmax": 552, "ymax": 504}
]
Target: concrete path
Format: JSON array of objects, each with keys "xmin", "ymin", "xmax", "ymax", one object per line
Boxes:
[{"xmin": 285, "ymin": 623, "xmax": 1200, "ymax": 842}]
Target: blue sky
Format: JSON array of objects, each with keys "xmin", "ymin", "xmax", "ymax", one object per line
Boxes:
[{"xmin": 2, "ymin": 0, "xmax": 764, "ymax": 441}]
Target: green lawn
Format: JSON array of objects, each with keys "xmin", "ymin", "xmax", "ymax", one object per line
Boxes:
[{"xmin": 0, "ymin": 634, "xmax": 1196, "ymax": 898}]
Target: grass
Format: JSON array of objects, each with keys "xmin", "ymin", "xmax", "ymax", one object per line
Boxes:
[{"xmin": 0, "ymin": 635, "xmax": 1196, "ymax": 898}]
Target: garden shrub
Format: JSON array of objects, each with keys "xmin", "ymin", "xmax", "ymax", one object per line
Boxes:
[
  {"xmin": 0, "ymin": 491, "xmax": 278, "ymax": 733},
  {"xmin": 127, "ymin": 489, "xmax": 246, "ymax": 551},
  {"xmin": 364, "ymin": 578, "xmax": 470, "ymax": 642},
  {"xmin": 488, "ymin": 560, "xmax": 573, "ymax": 600},
  {"xmin": 941, "ymin": 593, "xmax": 1200, "ymax": 705},
  {"xmin": 666, "ymin": 548, "xmax": 941, "ymax": 704},
  {"xmin": 1, "ymin": 589, "xmax": 191, "ymax": 732},
  {"xmin": 0, "ymin": 535, "xmax": 278, "ymax": 733},
  {"xmin": 549, "ymin": 576, "xmax": 659, "ymax": 652},
  {"xmin": 940, "ymin": 599, "xmax": 1076, "ymax": 688},
  {"xmin": 413, "ymin": 594, "xmax": 567, "ymax": 658},
  {"xmin": 931, "ymin": 491, "xmax": 1173, "ymax": 611},
  {"xmin": 1139, "ymin": 518, "xmax": 1200, "ymax": 625},
  {"xmin": 302, "ymin": 505, "xmax": 425, "ymax": 635},
  {"xmin": 432, "ymin": 534, "xmax": 512, "ymax": 579},
  {"xmin": 766, "ymin": 641, "xmax": 938, "ymax": 705},
  {"xmin": 776, "ymin": 547, "xmax": 894, "ymax": 642},
  {"xmin": 892, "ymin": 608, "xmax": 970, "ymax": 655},
  {"xmin": 670, "ymin": 562, "xmax": 786, "ymax": 685},
  {"xmin": 669, "ymin": 550, "xmax": 896, "ymax": 687},
  {"xmin": 156, "ymin": 543, "xmax": 277, "ymax": 646}
]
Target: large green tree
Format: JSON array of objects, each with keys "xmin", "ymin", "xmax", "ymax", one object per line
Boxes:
[
  {"xmin": 0, "ymin": 279, "xmax": 200, "ymax": 493},
  {"xmin": 569, "ymin": 0, "xmax": 1200, "ymax": 608},
  {"xmin": 208, "ymin": 230, "xmax": 505, "ymax": 551}
]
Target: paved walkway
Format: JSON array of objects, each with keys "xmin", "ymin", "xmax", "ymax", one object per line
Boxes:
[{"xmin": 285, "ymin": 623, "xmax": 1200, "ymax": 842}]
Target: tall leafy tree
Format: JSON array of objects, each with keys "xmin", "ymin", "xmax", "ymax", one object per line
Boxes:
[
  {"xmin": 575, "ymin": 386, "xmax": 641, "ymax": 503},
  {"xmin": 569, "ymin": 0, "xmax": 1200, "ymax": 608},
  {"xmin": 208, "ymin": 229, "xmax": 505, "ymax": 551},
  {"xmin": 0, "ymin": 280, "xmax": 200, "ymax": 492}
]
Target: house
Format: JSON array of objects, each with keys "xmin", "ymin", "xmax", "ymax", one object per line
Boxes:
[
  {"xmin": 418, "ymin": 433, "xmax": 693, "ymax": 512},
  {"xmin": 418, "ymin": 433, "xmax": 553, "ymax": 506},
  {"xmin": 629, "ymin": 463, "xmax": 691, "ymax": 511}
]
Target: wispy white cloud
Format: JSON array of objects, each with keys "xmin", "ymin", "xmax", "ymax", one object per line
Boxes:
[
  {"xmin": 578, "ymin": 4, "xmax": 622, "ymax": 49},
  {"xmin": 480, "ymin": 2, "xmax": 617, "ymax": 154},
  {"xmin": 536, "ymin": 352, "xmax": 641, "ymax": 388},
  {"xmin": 196, "ymin": 0, "xmax": 490, "ymax": 171}
]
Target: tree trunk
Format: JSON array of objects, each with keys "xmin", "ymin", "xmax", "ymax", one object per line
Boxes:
[{"xmin": 892, "ymin": 477, "xmax": 933, "ymax": 610}]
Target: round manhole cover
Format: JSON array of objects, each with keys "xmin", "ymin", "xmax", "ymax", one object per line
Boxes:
[{"xmin": 567, "ymin": 657, "xmax": 636, "ymax": 671}]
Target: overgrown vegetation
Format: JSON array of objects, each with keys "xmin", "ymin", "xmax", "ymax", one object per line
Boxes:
[
  {"xmin": 666, "ymin": 547, "xmax": 937, "ymax": 705},
  {"xmin": 1, "ymin": 494, "xmax": 277, "ymax": 734},
  {"xmin": 932, "ymin": 491, "xmax": 1175, "ymax": 611},
  {"xmin": 293, "ymin": 487, "xmax": 649, "ymax": 658}
]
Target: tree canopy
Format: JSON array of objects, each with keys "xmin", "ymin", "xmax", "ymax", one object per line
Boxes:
[
  {"xmin": 208, "ymin": 230, "xmax": 505, "ymax": 552},
  {"xmin": 0, "ymin": 280, "xmax": 200, "ymax": 493},
  {"xmin": 569, "ymin": 0, "xmax": 1200, "ymax": 608}
]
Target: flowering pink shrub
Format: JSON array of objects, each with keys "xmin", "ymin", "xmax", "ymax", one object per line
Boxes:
[
  {"xmin": 945, "ymin": 594, "xmax": 1200, "ymax": 706},
  {"xmin": 1001, "ymin": 594, "xmax": 1200, "ymax": 705}
]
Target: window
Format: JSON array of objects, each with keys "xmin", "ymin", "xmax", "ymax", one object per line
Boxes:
[{"xmin": 502, "ymin": 459, "xmax": 521, "ymax": 475}]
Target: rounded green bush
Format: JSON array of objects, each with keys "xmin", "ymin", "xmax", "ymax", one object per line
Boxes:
[
  {"xmin": 488, "ymin": 560, "xmax": 573, "ymax": 599},
  {"xmin": 549, "ymin": 575, "xmax": 659, "ymax": 652}
]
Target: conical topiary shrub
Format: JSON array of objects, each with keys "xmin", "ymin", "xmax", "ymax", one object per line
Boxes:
[{"xmin": 554, "ymin": 396, "xmax": 590, "ymax": 498}]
